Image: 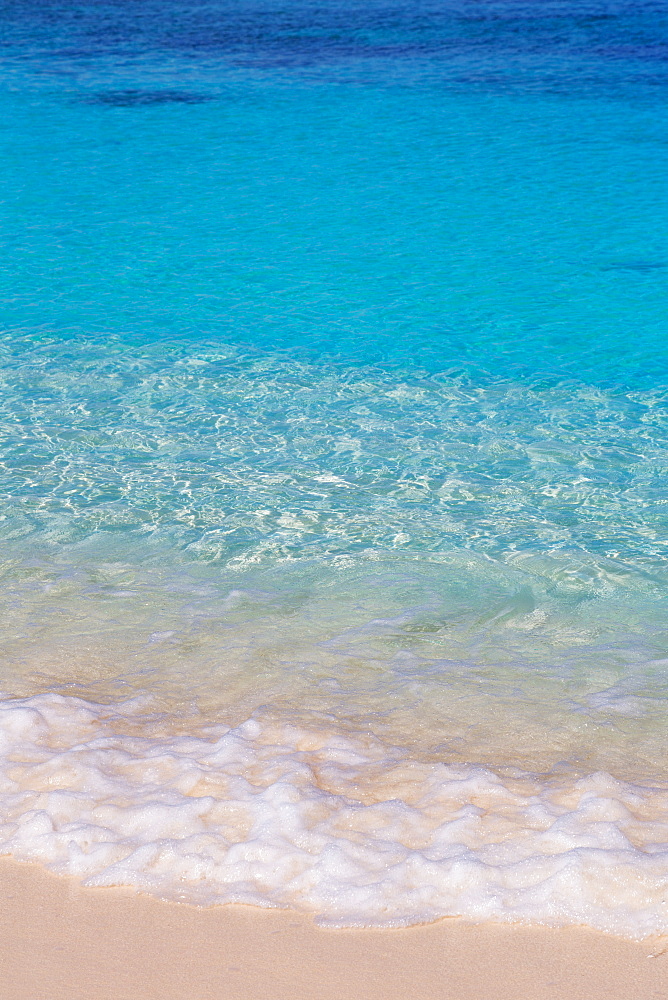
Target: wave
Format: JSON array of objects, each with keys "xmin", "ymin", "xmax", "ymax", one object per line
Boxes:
[{"xmin": 2, "ymin": 692, "xmax": 668, "ymax": 939}]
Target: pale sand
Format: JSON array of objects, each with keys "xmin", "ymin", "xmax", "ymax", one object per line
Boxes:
[{"xmin": 0, "ymin": 857, "xmax": 666, "ymax": 1000}]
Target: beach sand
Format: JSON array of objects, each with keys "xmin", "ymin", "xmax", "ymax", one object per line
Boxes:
[{"xmin": 0, "ymin": 857, "xmax": 666, "ymax": 999}]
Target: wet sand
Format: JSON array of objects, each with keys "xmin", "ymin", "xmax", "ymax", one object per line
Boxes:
[{"xmin": 1, "ymin": 856, "xmax": 666, "ymax": 1000}]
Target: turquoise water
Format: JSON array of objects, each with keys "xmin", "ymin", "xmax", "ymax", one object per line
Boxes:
[{"xmin": 1, "ymin": 0, "xmax": 668, "ymax": 936}]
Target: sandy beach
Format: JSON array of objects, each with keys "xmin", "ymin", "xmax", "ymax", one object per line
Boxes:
[{"xmin": 0, "ymin": 857, "xmax": 666, "ymax": 1000}]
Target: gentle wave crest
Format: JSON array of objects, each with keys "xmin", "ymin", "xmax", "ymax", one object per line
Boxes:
[{"xmin": 2, "ymin": 692, "xmax": 668, "ymax": 938}]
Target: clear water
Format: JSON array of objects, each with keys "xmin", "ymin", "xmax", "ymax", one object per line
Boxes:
[{"xmin": 0, "ymin": 0, "xmax": 668, "ymax": 937}]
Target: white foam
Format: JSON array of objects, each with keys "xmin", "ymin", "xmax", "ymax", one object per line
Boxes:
[{"xmin": 1, "ymin": 692, "xmax": 668, "ymax": 938}]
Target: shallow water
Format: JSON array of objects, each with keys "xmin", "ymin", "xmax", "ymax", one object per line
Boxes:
[{"xmin": 0, "ymin": 0, "xmax": 667, "ymax": 938}]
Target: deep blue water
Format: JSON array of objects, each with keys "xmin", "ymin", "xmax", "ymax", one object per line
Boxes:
[{"xmin": 0, "ymin": 0, "xmax": 667, "ymax": 388}]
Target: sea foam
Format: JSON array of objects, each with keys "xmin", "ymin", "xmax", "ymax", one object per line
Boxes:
[{"xmin": 2, "ymin": 692, "xmax": 667, "ymax": 939}]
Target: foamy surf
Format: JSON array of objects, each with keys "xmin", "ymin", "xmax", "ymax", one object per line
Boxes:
[{"xmin": 1, "ymin": 691, "xmax": 668, "ymax": 940}]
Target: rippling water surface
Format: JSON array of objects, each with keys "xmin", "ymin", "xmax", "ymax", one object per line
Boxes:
[{"xmin": 0, "ymin": 0, "xmax": 667, "ymax": 937}]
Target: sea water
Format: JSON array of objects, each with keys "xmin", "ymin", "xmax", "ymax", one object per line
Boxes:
[{"xmin": 0, "ymin": 0, "xmax": 667, "ymax": 938}]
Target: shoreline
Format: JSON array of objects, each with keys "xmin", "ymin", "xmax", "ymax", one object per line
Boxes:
[{"xmin": 1, "ymin": 857, "xmax": 667, "ymax": 999}]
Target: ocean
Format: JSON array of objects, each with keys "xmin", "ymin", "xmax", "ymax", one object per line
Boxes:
[{"xmin": 0, "ymin": 0, "xmax": 667, "ymax": 938}]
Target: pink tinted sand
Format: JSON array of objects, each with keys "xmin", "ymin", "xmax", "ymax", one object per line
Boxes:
[{"xmin": 0, "ymin": 857, "xmax": 666, "ymax": 999}]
